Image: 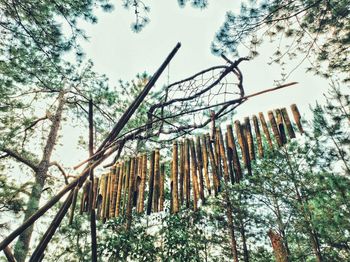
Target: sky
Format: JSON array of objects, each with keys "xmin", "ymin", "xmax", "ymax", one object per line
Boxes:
[{"xmin": 55, "ymin": 0, "xmax": 332, "ymax": 169}]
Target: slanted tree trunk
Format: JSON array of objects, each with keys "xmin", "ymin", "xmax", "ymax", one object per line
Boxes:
[{"xmin": 14, "ymin": 91, "xmax": 65, "ymax": 262}]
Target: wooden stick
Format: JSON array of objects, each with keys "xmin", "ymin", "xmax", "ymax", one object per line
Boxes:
[
  {"xmin": 184, "ymin": 139, "xmax": 191, "ymax": 208},
  {"xmin": 206, "ymin": 134, "xmax": 219, "ymax": 195},
  {"xmin": 225, "ymin": 132, "xmax": 235, "ymax": 183},
  {"xmin": 69, "ymin": 185, "xmax": 80, "ymax": 224},
  {"xmin": 281, "ymin": 108, "xmax": 296, "ymax": 139},
  {"xmin": 3, "ymin": 246, "xmax": 16, "ymax": 262},
  {"xmin": 159, "ymin": 163, "xmax": 165, "ymax": 211},
  {"xmin": 110, "ymin": 166, "xmax": 119, "ymax": 217},
  {"xmin": 126, "ymin": 158, "xmax": 136, "ymax": 229},
  {"xmin": 226, "ymin": 125, "xmax": 242, "ymax": 182},
  {"xmin": 268, "ymin": 110, "xmax": 283, "ymax": 147},
  {"xmin": 259, "ymin": 112, "xmax": 274, "ymax": 150},
  {"xmin": 290, "ymin": 104, "xmax": 304, "ymax": 134},
  {"xmin": 217, "ymin": 128, "xmax": 230, "ymax": 183},
  {"xmin": 137, "ymin": 155, "xmax": 147, "ymax": 213},
  {"xmin": 244, "ymin": 117, "xmax": 255, "ymax": 161},
  {"xmin": 172, "ymin": 142, "xmax": 179, "ymax": 213},
  {"xmin": 153, "ymin": 149, "xmax": 160, "ymax": 212},
  {"xmin": 195, "ymin": 136, "xmax": 205, "ymax": 203},
  {"xmin": 252, "ymin": 115, "xmax": 264, "ymax": 158},
  {"xmin": 201, "ymin": 134, "xmax": 211, "ymax": 195},
  {"xmin": 189, "ymin": 138, "xmax": 200, "ymax": 211},
  {"xmin": 179, "ymin": 141, "xmax": 185, "ymax": 205},
  {"xmin": 103, "ymin": 172, "xmax": 111, "ymax": 221},
  {"xmin": 235, "ymin": 120, "xmax": 251, "ymax": 175},
  {"xmin": 115, "ymin": 162, "xmax": 124, "ymax": 217},
  {"xmin": 214, "ymin": 130, "xmax": 222, "ymax": 184},
  {"xmin": 146, "ymin": 151, "xmax": 155, "ymax": 215},
  {"xmin": 275, "ymin": 109, "xmax": 287, "ymax": 145},
  {"xmin": 122, "ymin": 160, "xmax": 131, "ymax": 216},
  {"xmin": 134, "ymin": 156, "xmax": 142, "ymax": 208}
]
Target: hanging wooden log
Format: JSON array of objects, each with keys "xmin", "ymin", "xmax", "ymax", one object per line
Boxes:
[
  {"xmin": 92, "ymin": 177, "xmax": 99, "ymax": 210},
  {"xmin": 225, "ymin": 132, "xmax": 235, "ymax": 183},
  {"xmin": 210, "ymin": 110, "xmax": 216, "ymax": 140},
  {"xmin": 275, "ymin": 109, "xmax": 287, "ymax": 145},
  {"xmin": 201, "ymin": 134, "xmax": 211, "ymax": 195},
  {"xmin": 252, "ymin": 115, "xmax": 264, "ymax": 158},
  {"xmin": 217, "ymin": 128, "xmax": 230, "ymax": 184},
  {"xmin": 179, "ymin": 140, "xmax": 185, "ymax": 205},
  {"xmin": 159, "ymin": 163, "xmax": 165, "ymax": 211},
  {"xmin": 214, "ymin": 130, "xmax": 222, "ymax": 183},
  {"xmin": 205, "ymin": 133, "xmax": 219, "ymax": 195},
  {"xmin": 98, "ymin": 174, "xmax": 107, "ymax": 220},
  {"xmin": 244, "ymin": 117, "xmax": 256, "ymax": 161},
  {"xmin": 268, "ymin": 229, "xmax": 289, "ymax": 262},
  {"xmin": 268, "ymin": 110, "xmax": 283, "ymax": 147},
  {"xmin": 126, "ymin": 158, "xmax": 136, "ymax": 229},
  {"xmin": 281, "ymin": 107, "xmax": 296, "ymax": 139},
  {"xmin": 190, "ymin": 138, "xmax": 200, "ymax": 211},
  {"xmin": 258, "ymin": 112, "xmax": 274, "ymax": 150},
  {"xmin": 146, "ymin": 151, "xmax": 155, "ymax": 215},
  {"xmin": 122, "ymin": 160, "xmax": 131, "ymax": 216},
  {"xmin": 69, "ymin": 185, "xmax": 80, "ymax": 225},
  {"xmin": 80, "ymin": 180, "xmax": 91, "ymax": 214},
  {"xmin": 153, "ymin": 149, "xmax": 161, "ymax": 212},
  {"xmin": 290, "ymin": 104, "xmax": 304, "ymax": 133},
  {"xmin": 226, "ymin": 125, "xmax": 242, "ymax": 183},
  {"xmin": 235, "ymin": 120, "xmax": 251, "ymax": 175},
  {"xmin": 195, "ymin": 136, "xmax": 205, "ymax": 203},
  {"xmin": 108, "ymin": 168, "xmax": 117, "ymax": 218},
  {"xmin": 115, "ymin": 162, "xmax": 124, "ymax": 217},
  {"xmin": 184, "ymin": 139, "xmax": 191, "ymax": 208},
  {"xmin": 133, "ymin": 157, "xmax": 141, "ymax": 207},
  {"xmin": 137, "ymin": 154, "xmax": 147, "ymax": 213},
  {"xmin": 172, "ymin": 142, "xmax": 179, "ymax": 213},
  {"xmin": 110, "ymin": 165, "xmax": 119, "ymax": 217},
  {"xmin": 103, "ymin": 172, "xmax": 111, "ymax": 220}
]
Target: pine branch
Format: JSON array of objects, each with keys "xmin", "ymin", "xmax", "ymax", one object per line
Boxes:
[
  {"xmin": 1, "ymin": 148, "xmax": 38, "ymax": 171},
  {"xmin": 49, "ymin": 161, "xmax": 68, "ymax": 185}
]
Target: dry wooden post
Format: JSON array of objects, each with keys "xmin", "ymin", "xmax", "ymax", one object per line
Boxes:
[
  {"xmin": 103, "ymin": 172, "xmax": 111, "ymax": 220},
  {"xmin": 226, "ymin": 125, "xmax": 242, "ymax": 183},
  {"xmin": 195, "ymin": 136, "xmax": 205, "ymax": 203},
  {"xmin": 217, "ymin": 128, "xmax": 230, "ymax": 183},
  {"xmin": 179, "ymin": 140, "xmax": 185, "ymax": 205},
  {"xmin": 68, "ymin": 185, "xmax": 80, "ymax": 224},
  {"xmin": 268, "ymin": 110, "xmax": 283, "ymax": 147},
  {"xmin": 159, "ymin": 163, "xmax": 165, "ymax": 211},
  {"xmin": 134, "ymin": 156, "xmax": 142, "ymax": 208},
  {"xmin": 244, "ymin": 117, "xmax": 256, "ymax": 161},
  {"xmin": 268, "ymin": 229, "xmax": 289, "ymax": 262},
  {"xmin": 184, "ymin": 139, "xmax": 191, "ymax": 208},
  {"xmin": 153, "ymin": 149, "xmax": 161, "ymax": 212},
  {"xmin": 108, "ymin": 168, "xmax": 116, "ymax": 219},
  {"xmin": 115, "ymin": 162, "xmax": 124, "ymax": 217},
  {"xmin": 110, "ymin": 165, "xmax": 119, "ymax": 217},
  {"xmin": 201, "ymin": 134, "xmax": 211, "ymax": 195},
  {"xmin": 92, "ymin": 177, "xmax": 99, "ymax": 210},
  {"xmin": 214, "ymin": 130, "xmax": 222, "ymax": 184},
  {"xmin": 281, "ymin": 108, "xmax": 296, "ymax": 139},
  {"xmin": 210, "ymin": 110, "xmax": 216, "ymax": 141},
  {"xmin": 172, "ymin": 142, "xmax": 179, "ymax": 213},
  {"xmin": 259, "ymin": 112, "xmax": 274, "ymax": 150},
  {"xmin": 235, "ymin": 120, "xmax": 251, "ymax": 175},
  {"xmin": 225, "ymin": 132, "xmax": 235, "ymax": 183},
  {"xmin": 189, "ymin": 138, "xmax": 200, "ymax": 211},
  {"xmin": 290, "ymin": 104, "xmax": 304, "ymax": 133},
  {"xmin": 252, "ymin": 115, "xmax": 264, "ymax": 158},
  {"xmin": 122, "ymin": 160, "xmax": 131, "ymax": 216},
  {"xmin": 275, "ymin": 109, "xmax": 287, "ymax": 145},
  {"xmin": 146, "ymin": 151, "xmax": 155, "ymax": 215},
  {"xmin": 137, "ymin": 155, "xmax": 147, "ymax": 213},
  {"xmin": 205, "ymin": 133, "xmax": 219, "ymax": 195},
  {"xmin": 80, "ymin": 180, "xmax": 91, "ymax": 214},
  {"xmin": 126, "ymin": 158, "xmax": 136, "ymax": 229}
]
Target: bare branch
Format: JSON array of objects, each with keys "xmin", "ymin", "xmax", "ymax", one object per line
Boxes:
[
  {"xmin": 49, "ymin": 161, "xmax": 69, "ymax": 185},
  {"xmin": 1, "ymin": 148, "xmax": 38, "ymax": 171}
]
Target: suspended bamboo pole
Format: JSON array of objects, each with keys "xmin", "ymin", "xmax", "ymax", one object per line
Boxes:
[
  {"xmin": 69, "ymin": 185, "xmax": 80, "ymax": 225},
  {"xmin": 217, "ymin": 128, "xmax": 230, "ymax": 183},
  {"xmin": 134, "ymin": 156, "xmax": 142, "ymax": 208},
  {"xmin": 268, "ymin": 110, "xmax": 283, "ymax": 147},
  {"xmin": 195, "ymin": 136, "xmax": 205, "ymax": 203},
  {"xmin": 110, "ymin": 165, "xmax": 119, "ymax": 217},
  {"xmin": 190, "ymin": 138, "xmax": 200, "ymax": 211},
  {"xmin": 205, "ymin": 134, "xmax": 219, "ymax": 195},
  {"xmin": 122, "ymin": 160, "xmax": 131, "ymax": 216},
  {"xmin": 108, "ymin": 168, "xmax": 117, "ymax": 218},
  {"xmin": 226, "ymin": 125, "xmax": 242, "ymax": 183},
  {"xmin": 172, "ymin": 142, "xmax": 179, "ymax": 213},
  {"xmin": 115, "ymin": 162, "xmax": 124, "ymax": 217},
  {"xmin": 244, "ymin": 117, "xmax": 255, "ymax": 161},
  {"xmin": 252, "ymin": 115, "xmax": 264, "ymax": 158},
  {"xmin": 268, "ymin": 229, "xmax": 289, "ymax": 262},
  {"xmin": 179, "ymin": 140, "xmax": 185, "ymax": 205},
  {"xmin": 225, "ymin": 132, "xmax": 235, "ymax": 183},
  {"xmin": 290, "ymin": 104, "xmax": 304, "ymax": 133},
  {"xmin": 259, "ymin": 112, "xmax": 274, "ymax": 150},
  {"xmin": 184, "ymin": 139, "xmax": 191, "ymax": 208},
  {"xmin": 137, "ymin": 154, "xmax": 147, "ymax": 213},
  {"xmin": 126, "ymin": 158, "xmax": 136, "ymax": 229},
  {"xmin": 214, "ymin": 130, "xmax": 222, "ymax": 184},
  {"xmin": 235, "ymin": 120, "xmax": 251, "ymax": 175},
  {"xmin": 201, "ymin": 134, "xmax": 211, "ymax": 195},
  {"xmin": 92, "ymin": 177, "xmax": 99, "ymax": 210},
  {"xmin": 103, "ymin": 172, "xmax": 111, "ymax": 220},
  {"xmin": 153, "ymin": 149, "xmax": 161, "ymax": 212},
  {"xmin": 146, "ymin": 151, "xmax": 155, "ymax": 215},
  {"xmin": 275, "ymin": 109, "xmax": 287, "ymax": 145},
  {"xmin": 80, "ymin": 180, "xmax": 91, "ymax": 214},
  {"xmin": 159, "ymin": 163, "xmax": 165, "ymax": 211},
  {"xmin": 281, "ymin": 108, "xmax": 296, "ymax": 139}
]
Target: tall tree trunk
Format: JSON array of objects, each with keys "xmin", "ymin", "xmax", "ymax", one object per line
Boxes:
[{"xmin": 14, "ymin": 92, "xmax": 65, "ymax": 262}]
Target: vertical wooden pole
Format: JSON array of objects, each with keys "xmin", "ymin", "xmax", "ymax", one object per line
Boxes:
[
  {"xmin": 153, "ymin": 149, "xmax": 160, "ymax": 213},
  {"xmin": 235, "ymin": 120, "xmax": 251, "ymax": 175},
  {"xmin": 179, "ymin": 141, "xmax": 185, "ymax": 205},
  {"xmin": 103, "ymin": 172, "xmax": 111, "ymax": 220},
  {"xmin": 126, "ymin": 158, "xmax": 136, "ymax": 229},
  {"xmin": 290, "ymin": 104, "xmax": 304, "ymax": 134},
  {"xmin": 100, "ymin": 174, "xmax": 108, "ymax": 220},
  {"xmin": 206, "ymin": 134, "xmax": 219, "ymax": 195},
  {"xmin": 133, "ymin": 157, "xmax": 140, "ymax": 207},
  {"xmin": 137, "ymin": 155, "xmax": 147, "ymax": 213},
  {"xmin": 201, "ymin": 134, "xmax": 211, "ymax": 195},
  {"xmin": 225, "ymin": 132, "xmax": 235, "ymax": 183},
  {"xmin": 108, "ymin": 168, "xmax": 117, "ymax": 218},
  {"xmin": 69, "ymin": 186, "xmax": 80, "ymax": 224},
  {"xmin": 226, "ymin": 125, "xmax": 242, "ymax": 182},
  {"xmin": 110, "ymin": 165, "xmax": 120, "ymax": 217},
  {"xmin": 244, "ymin": 117, "xmax": 255, "ymax": 161},
  {"xmin": 159, "ymin": 163, "xmax": 165, "ymax": 211},
  {"xmin": 184, "ymin": 139, "xmax": 191, "ymax": 208},
  {"xmin": 195, "ymin": 136, "xmax": 205, "ymax": 203},
  {"xmin": 217, "ymin": 128, "xmax": 230, "ymax": 183},
  {"xmin": 252, "ymin": 115, "xmax": 264, "ymax": 158},
  {"xmin": 281, "ymin": 108, "xmax": 296, "ymax": 139},
  {"xmin": 268, "ymin": 110, "xmax": 283, "ymax": 147},
  {"xmin": 122, "ymin": 160, "xmax": 130, "ymax": 216},
  {"xmin": 172, "ymin": 142, "xmax": 179, "ymax": 213},
  {"xmin": 115, "ymin": 162, "xmax": 124, "ymax": 217},
  {"xmin": 92, "ymin": 177, "xmax": 99, "ymax": 210},
  {"xmin": 259, "ymin": 112, "xmax": 274, "ymax": 150},
  {"xmin": 214, "ymin": 130, "xmax": 222, "ymax": 184},
  {"xmin": 146, "ymin": 151, "xmax": 155, "ymax": 215},
  {"xmin": 189, "ymin": 138, "xmax": 200, "ymax": 211},
  {"xmin": 275, "ymin": 109, "xmax": 287, "ymax": 145}
]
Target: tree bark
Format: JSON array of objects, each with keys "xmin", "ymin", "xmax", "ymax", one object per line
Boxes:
[{"xmin": 14, "ymin": 91, "xmax": 65, "ymax": 262}]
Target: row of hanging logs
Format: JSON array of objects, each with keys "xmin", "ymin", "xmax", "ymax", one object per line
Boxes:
[{"xmin": 78, "ymin": 104, "xmax": 304, "ymax": 224}]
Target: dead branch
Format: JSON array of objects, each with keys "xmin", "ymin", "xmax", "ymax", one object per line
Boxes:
[{"xmin": 1, "ymin": 148, "xmax": 38, "ymax": 172}]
